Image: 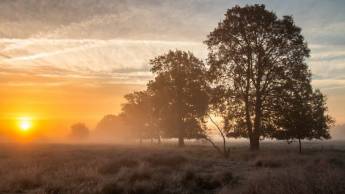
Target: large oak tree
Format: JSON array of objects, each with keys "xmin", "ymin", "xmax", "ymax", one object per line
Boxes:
[{"xmin": 206, "ymin": 5, "xmax": 311, "ymax": 150}]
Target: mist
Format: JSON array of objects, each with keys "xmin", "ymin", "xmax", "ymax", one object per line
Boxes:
[{"xmin": 0, "ymin": 1, "xmax": 345, "ymax": 193}]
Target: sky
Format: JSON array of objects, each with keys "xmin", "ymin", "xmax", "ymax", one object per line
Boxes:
[{"xmin": 0, "ymin": 0, "xmax": 345, "ymax": 140}]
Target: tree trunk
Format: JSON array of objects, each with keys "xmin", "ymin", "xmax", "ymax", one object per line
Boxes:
[
  {"xmin": 178, "ymin": 121, "xmax": 185, "ymax": 147},
  {"xmin": 157, "ymin": 135, "xmax": 161, "ymax": 144},
  {"xmin": 250, "ymin": 135, "xmax": 260, "ymax": 151},
  {"xmin": 178, "ymin": 136, "xmax": 185, "ymax": 147},
  {"xmin": 157, "ymin": 129, "xmax": 161, "ymax": 144},
  {"xmin": 224, "ymin": 148, "xmax": 230, "ymax": 158},
  {"xmin": 252, "ymin": 88, "xmax": 262, "ymax": 152},
  {"xmin": 298, "ymin": 138, "xmax": 302, "ymax": 153}
]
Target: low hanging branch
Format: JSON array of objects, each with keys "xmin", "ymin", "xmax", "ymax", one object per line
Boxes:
[{"xmin": 202, "ymin": 115, "xmax": 231, "ymax": 158}]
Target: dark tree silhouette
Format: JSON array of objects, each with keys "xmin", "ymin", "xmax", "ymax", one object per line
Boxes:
[
  {"xmin": 148, "ymin": 50, "xmax": 209, "ymax": 147},
  {"xmin": 206, "ymin": 4, "xmax": 311, "ymax": 151},
  {"xmin": 70, "ymin": 123, "xmax": 89, "ymax": 140},
  {"xmin": 275, "ymin": 89, "xmax": 334, "ymax": 153}
]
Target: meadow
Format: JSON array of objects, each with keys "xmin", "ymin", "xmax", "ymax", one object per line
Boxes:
[{"xmin": 0, "ymin": 141, "xmax": 344, "ymax": 194}]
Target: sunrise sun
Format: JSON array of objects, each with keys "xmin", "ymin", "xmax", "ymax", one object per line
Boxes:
[{"xmin": 17, "ymin": 117, "xmax": 33, "ymax": 132}]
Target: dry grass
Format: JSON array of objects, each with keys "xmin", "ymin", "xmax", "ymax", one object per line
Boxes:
[{"xmin": 0, "ymin": 142, "xmax": 344, "ymax": 194}]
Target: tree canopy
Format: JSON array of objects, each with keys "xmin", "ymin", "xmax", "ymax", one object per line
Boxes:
[
  {"xmin": 121, "ymin": 90, "xmax": 159, "ymax": 144},
  {"xmin": 205, "ymin": 4, "xmax": 313, "ymax": 150},
  {"xmin": 69, "ymin": 123, "xmax": 89, "ymax": 140},
  {"xmin": 275, "ymin": 89, "xmax": 334, "ymax": 152},
  {"xmin": 147, "ymin": 50, "xmax": 209, "ymax": 146},
  {"xmin": 117, "ymin": 4, "xmax": 333, "ymax": 153}
]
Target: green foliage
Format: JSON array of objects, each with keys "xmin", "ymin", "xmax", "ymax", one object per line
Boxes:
[{"xmin": 205, "ymin": 4, "xmax": 312, "ymax": 150}]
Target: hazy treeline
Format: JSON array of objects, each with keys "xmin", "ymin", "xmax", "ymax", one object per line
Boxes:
[{"xmin": 73, "ymin": 5, "xmax": 334, "ymax": 156}]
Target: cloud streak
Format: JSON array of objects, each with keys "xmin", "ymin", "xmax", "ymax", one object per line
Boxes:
[{"xmin": 0, "ymin": 38, "xmax": 206, "ymax": 85}]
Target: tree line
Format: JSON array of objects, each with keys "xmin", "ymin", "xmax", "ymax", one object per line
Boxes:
[{"xmin": 118, "ymin": 4, "xmax": 333, "ymax": 156}]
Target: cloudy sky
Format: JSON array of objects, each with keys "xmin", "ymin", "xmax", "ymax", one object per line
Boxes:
[{"xmin": 0, "ymin": 0, "xmax": 344, "ymax": 138}]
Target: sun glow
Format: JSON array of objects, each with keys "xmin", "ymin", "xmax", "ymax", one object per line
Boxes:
[{"xmin": 18, "ymin": 117, "xmax": 33, "ymax": 132}]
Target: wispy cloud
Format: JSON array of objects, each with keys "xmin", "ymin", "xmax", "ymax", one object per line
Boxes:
[{"xmin": 0, "ymin": 38, "xmax": 206, "ymax": 85}]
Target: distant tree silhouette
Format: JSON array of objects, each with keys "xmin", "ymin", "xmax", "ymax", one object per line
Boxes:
[
  {"xmin": 95, "ymin": 114, "xmax": 130, "ymax": 140},
  {"xmin": 275, "ymin": 89, "xmax": 334, "ymax": 153},
  {"xmin": 148, "ymin": 50, "xmax": 209, "ymax": 147},
  {"xmin": 121, "ymin": 90, "xmax": 160, "ymax": 144},
  {"xmin": 70, "ymin": 123, "xmax": 89, "ymax": 140},
  {"xmin": 206, "ymin": 4, "xmax": 311, "ymax": 151}
]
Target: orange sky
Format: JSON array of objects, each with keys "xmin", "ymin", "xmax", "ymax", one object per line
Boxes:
[
  {"xmin": 0, "ymin": 81, "xmax": 144, "ymax": 140},
  {"xmin": 1, "ymin": 0, "xmax": 345, "ymax": 141}
]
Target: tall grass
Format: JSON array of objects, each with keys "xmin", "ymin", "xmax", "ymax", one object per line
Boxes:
[{"xmin": 0, "ymin": 143, "xmax": 344, "ymax": 194}]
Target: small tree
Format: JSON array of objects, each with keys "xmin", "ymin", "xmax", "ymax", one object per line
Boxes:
[
  {"xmin": 201, "ymin": 115, "xmax": 232, "ymax": 158},
  {"xmin": 200, "ymin": 86, "xmax": 240, "ymax": 158},
  {"xmin": 275, "ymin": 89, "xmax": 334, "ymax": 153},
  {"xmin": 148, "ymin": 50, "xmax": 209, "ymax": 147},
  {"xmin": 70, "ymin": 123, "xmax": 89, "ymax": 140}
]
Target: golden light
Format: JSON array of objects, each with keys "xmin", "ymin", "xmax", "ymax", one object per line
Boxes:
[{"xmin": 17, "ymin": 117, "xmax": 33, "ymax": 132}]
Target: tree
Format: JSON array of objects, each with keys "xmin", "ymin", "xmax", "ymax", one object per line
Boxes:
[
  {"xmin": 94, "ymin": 114, "xmax": 130, "ymax": 141},
  {"xmin": 69, "ymin": 123, "xmax": 89, "ymax": 140},
  {"xmin": 206, "ymin": 4, "xmax": 311, "ymax": 151},
  {"xmin": 200, "ymin": 115, "xmax": 232, "ymax": 158},
  {"xmin": 199, "ymin": 86, "xmax": 240, "ymax": 158},
  {"xmin": 96, "ymin": 115, "xmax": 119, "ymax": 133},
  {"xmin": 275, "ymin": 89, "xmax": 334, "ymax": 153},
  {"xmin": 121, "ymin": 90, "xmax": 160, "ymax": 144},
  {"xmin": 148, "ymin": 50, "xmax": 209, "ymax": 147}
]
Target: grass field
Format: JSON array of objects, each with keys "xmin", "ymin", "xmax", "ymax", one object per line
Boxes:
[{"xmin": 0, "ymin": 141, "xmax": 344, "ymax": 194}]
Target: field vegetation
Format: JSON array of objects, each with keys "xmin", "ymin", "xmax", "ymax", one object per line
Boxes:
[{"xmin": 0, "ymin": 142, "xmax": 344, "ymax": 194}]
